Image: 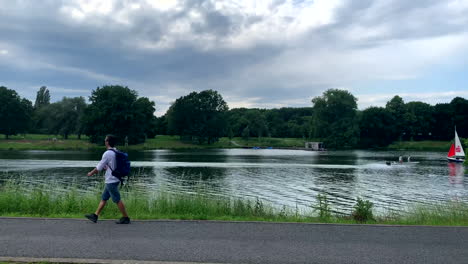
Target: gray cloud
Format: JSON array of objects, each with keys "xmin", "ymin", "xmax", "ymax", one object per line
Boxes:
[{"xmin": 1, "ymin": 0, "xmax": 467, "ymax": 115}]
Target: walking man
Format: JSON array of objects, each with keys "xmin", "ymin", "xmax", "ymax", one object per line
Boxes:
[{"xmin": 85, "ymin": 134, "xmax": 130, "ymax": 224}]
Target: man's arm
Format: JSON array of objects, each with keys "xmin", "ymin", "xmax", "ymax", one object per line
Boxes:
[
  {"xmin": 89, "ymin": 150, "xmax": 111, "ymax": 176},
  {"xmin": 87, "ymin": 168, "xmax": 99, "ymax": 177}
]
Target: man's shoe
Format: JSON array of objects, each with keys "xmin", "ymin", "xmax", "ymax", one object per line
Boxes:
[
  {"xmin": 116, "ymin": 217, "xmax": 130, "ymax": 224},
  {"xmin": 85, "ymin": 213, "xmax": 98, "ymax": 223}
]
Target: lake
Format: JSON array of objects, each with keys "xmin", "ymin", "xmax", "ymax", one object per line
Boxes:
[{"xmin": 0, "ymin": 149, "xmax": 466, "ymax": 214}]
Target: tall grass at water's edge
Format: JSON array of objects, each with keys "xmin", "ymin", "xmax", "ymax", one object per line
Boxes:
[{"xmin": 1, "ymin": 179, "xmax": 468, "ymax": 226}]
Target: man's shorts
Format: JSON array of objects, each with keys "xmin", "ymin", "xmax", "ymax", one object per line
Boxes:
[{"xmin": 101, "ymin": 182, "xmax": 121, "ymax": 203}]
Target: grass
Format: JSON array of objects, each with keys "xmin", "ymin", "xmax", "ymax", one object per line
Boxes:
[
  {"xmin": 0, "ymin": 134, "xmax": 307, "ymax": 151},
  {"xmin": 0, "ymin": 134, "xmax": 97, "ymax": 151},
  {"xmin": 127, "ymin": 136, "xmax": 307, "ymax": 150},
  {"xmin": 1, "ymin": 178, "xmax": 468, "ymax": 226},
  {"xmin": 3, "ymin": 134, "xmax": 465, "ymax": 152},
  {"xmin": 386, "ymin": 140, "xmax": 452, "ymax": 151}
]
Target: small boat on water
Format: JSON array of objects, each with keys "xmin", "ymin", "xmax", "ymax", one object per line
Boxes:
[{"xmin": 447, "ymin": 128, "xmax": 465, "ymax": 163}]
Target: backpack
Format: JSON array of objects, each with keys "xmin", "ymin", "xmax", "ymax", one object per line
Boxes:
[{"xmin": 109, "ymin": 149, "xmax": 131, "ymax": 185}]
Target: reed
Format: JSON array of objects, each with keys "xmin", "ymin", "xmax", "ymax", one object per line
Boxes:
[
  {"xmin": 0, "ymin": 178, "xmax": 308, "ymax": 222},
  {"xmin": 1, "ymin": 178, "xmax": 468, "ymax": 226}
]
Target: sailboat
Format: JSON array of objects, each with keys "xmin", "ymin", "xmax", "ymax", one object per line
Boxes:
[{"xmin": 447, "ymin": 128, "xmax": 465, "ymax": 163}]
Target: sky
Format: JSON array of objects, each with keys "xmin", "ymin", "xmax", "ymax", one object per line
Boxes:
[{"xmin": 1, "ymin": 0, "xmax": 468, "ymax": 116}]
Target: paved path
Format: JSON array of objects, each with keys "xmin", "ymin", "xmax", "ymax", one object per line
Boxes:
[{"xmin": 1, "ymin": 218, "xmax": 468, "ymax": 264}]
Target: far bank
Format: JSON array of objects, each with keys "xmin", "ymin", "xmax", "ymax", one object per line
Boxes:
[{"xmin": 0, "ymin": 134, "xmax": 464, "ymax": 152}]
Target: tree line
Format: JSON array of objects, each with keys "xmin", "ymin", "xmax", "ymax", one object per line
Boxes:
[
  {"xmin": 0, "ymin": 85, "xmax": 157, "ymax": 144},
  {"xmin": 1, "ymin": 85, "xmax": 467, "ymax": 148}
]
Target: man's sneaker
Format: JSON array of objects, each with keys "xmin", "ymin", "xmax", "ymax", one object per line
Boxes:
[
  {"xmin": 85, "ymin": 213, "xmax": 98, "ymax": 223},
  {"xmin": 116, "ymin": 217, "xmax": 130, "ymax": 224}
]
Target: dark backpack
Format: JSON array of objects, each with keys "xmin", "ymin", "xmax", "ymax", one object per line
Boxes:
[{"xmin": 109, "ymin": 149, "xmax": 131, "ymax": 185}]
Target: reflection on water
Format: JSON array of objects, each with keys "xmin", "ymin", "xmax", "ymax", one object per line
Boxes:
[
  {"xmin": 448, "ymin": 163, "xmax": 465, "ymax": 186},
  {"xmin": 0, "ymin": 149, "xmax": 467, "ymax": 214}
]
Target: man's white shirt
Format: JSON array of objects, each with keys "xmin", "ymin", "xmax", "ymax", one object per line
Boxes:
[{"xmin": 96, "ymin": 148, "xmax": 120, "ymax": 184}]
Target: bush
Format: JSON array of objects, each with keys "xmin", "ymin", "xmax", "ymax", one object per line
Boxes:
[
  {"xmin": 352, "ymin": 198, "xmax": 374, "ymax": 222},
  {"xmin": 312, "ymin": 194, "xmax": 332, "ymax": 219}
]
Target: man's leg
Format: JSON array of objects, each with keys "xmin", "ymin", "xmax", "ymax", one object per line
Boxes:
[
  {"xmin": 117, "ymin": 200, "xmax": 128, "ymax": 217},
  {"xmin": 95, "ymin": 200, "xmax": 107, "ymax": 216},
  {"xmin": 85, "ymin": 185, "xmax": 111, "ymax": 223}
]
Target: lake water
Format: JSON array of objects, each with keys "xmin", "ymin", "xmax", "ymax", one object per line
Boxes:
[{"xmin": 0, "ymin": 149, "xmax": 466, "ymax": 214}]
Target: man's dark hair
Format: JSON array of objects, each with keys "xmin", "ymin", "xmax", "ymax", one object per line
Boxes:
[{"xmin": 105, "ymin": 134, "xmax": 118, "ymax": 147}]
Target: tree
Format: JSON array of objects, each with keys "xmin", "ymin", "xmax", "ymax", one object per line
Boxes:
[
  {"xmin": 404, "ymin": 101, "xmax": 433, "ymax": 140},
  {"xmin": 82, "ymin": 85, "xmax": 156, "ymax": 144},
  {"xmin": 52, "ymin": 97, "xmax": 87, "ymax": 139},
  {"xmin": 311, "ymin": 89, "xmax": 359, "ymax": 148},
  {"xmin": 155, "ymin": 115, "xmax": 168, "ymax": 135},
  {"xmin": 0, "ymin": 86, "xmax": 33, "ymax": 138},
  {"xmin": 450, "ymin": 97, "xmax": 468, "ymax": 138},
  {"xmin": 244, "ymin": 110, "xmax": 268, "ymax": 138},
  {"xmin": 385, "ymin": 95, "xmax": 406, "ymax": 141},
  {"xmin": 432, "ymin": 103, "xmax": 453, "ymax": 140},
  {"xmin": 241, "ymin": 126, "xmax": 250, "ymax": 140},
  {"xmin": 32, "ymin": 97, "xmax": 87, "ymax": 138},
  {"xmin": 166, "ymin": 90, "xmax": 228, "ymax": 144},
  {"xmin": 359, "ymin": 107, "xmax": 394, "ymax": 147},
  {"xmin": 34, "ymin": 86, "xmax": 50, "ymax": 109}
]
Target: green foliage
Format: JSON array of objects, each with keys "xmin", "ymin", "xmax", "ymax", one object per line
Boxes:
[
  {"xmin": 404, "ymin": 101, "xmax": 433, "ymax": 141},
  {"xmin": 385, "ymin": 95, "xmax": 406, "ymax": 141},
  {"xmin": 359, "ymin": 107, "xmax": 394, "ymax": 148},
  {"xmin": 2, "ymin": 84, "xmax": 468, "ymax": 149},
  {"xmin": 82, "ymin": 85, "xmax": 156, "ymax": 145},
  {"xmin": 241, "ymin": 126, "xmax": 250, "ymax": 140},
  {"xmin": 2, "ymin": 178, "xmax": 468, "ymax": 225},
  {"xmin": 311, "ymin": 89, "xmax": 359, "ymax": 149},
  {"xmin": 451, "ymin": 97, "xmax": 468, "ymax": 138},
  {"xmin": 33, "ymin": 97, "xmax": 87, "ymax": 138},
  {"xmin": 34, "ymin": 86, "xmax": 50, "ymax": 109},
  {"xmin": 432, "ymin": 103, "xmax": 454, "ymax": 140},
  {"xmin": 167, "ymin": 90, "xmax": 228, "ymax": 144},
  {"xmin": 226, "ymin": 107, "xmax": 313, "ymax": 139},
  {"xmin": 0, "ymin": 86, "xmax": 33, "ymax": 139},
  {"xmin": 352, "ymin": 198, "xmax": 374, "ymax": 222},
  {"xmin": 312, "ymin": 194, "xmax": 332, "ymax": 219}
]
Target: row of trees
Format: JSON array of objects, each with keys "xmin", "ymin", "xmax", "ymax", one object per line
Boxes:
[
  {"xmin": 308, "ymin": 89, "xmax": 468, "ymax": 148},
  {"xmin": 1, "ymin": 85, "xmax": 467, "ymax": 148},
  {"xmin": 156, "ymin": 89, "xmax": 468, "ymax": 148},
  {"xmin": 0, "ymin": 85, "xmax": 157, "ymax": 144}
]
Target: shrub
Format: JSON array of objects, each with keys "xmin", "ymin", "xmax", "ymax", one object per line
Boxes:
[
  {"xmin": 352, "ymin": 198, "xmax": 374, "ymax": 222},
  {"xmin": 313, "ymin": 194, "xmax": 332, "ymax": 219}
]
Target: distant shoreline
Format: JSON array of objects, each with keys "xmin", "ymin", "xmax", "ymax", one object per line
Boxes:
[{"xmin": 0, "ymin": 134, "xmax": 455, "ymax": 152}]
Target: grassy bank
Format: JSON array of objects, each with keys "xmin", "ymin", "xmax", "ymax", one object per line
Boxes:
[
  {"xmin": 386, "ymin": 140, "xmax": 452, "ymax": 151},
  {"xmin": 0, "ymin": 134, "xmax": 97, "ymax": 151},
  {"xmin": 0, "ymin": 134, "xmax": 307, "ymax": 151},
  {"xmin": 129, "ymin": 136, "xmax": 307, "ymax": 150},
  {"xmin": 1, "ymin": 179, "xmax": 468, "ymax": 226}
]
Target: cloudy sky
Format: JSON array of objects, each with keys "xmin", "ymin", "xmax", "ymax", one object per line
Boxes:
[{"xmin": 1, "ymin": 0, "xmax": 468, "ymax": 116}]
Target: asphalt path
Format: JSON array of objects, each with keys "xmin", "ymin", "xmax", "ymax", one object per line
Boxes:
[{"xmin": 1, "ymin": 218, "xmax": 468, "ymax": 264}]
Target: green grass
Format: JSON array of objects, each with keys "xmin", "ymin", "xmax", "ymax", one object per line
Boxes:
[
  {"xmin": 386, "ymin": 140, "xmax": 452, "ymax": 151},
  {"xmin": 0, "ymin": 134, "xmax": 307, "ymax": 151},
  {"xmin": 127, "ymin": 136, "xmax": 307, "ymax": 150},
  {"xmin": 1, "ymin": 178, "xmax": 468, "ymax": 226},
  {"xmin": 0, "ymin": 134, "xmax": 97, "ymax": 151}
]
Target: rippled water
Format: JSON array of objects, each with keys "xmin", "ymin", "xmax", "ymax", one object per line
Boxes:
[{"xmin": 0, "ymin": 149, "xmax": 466, "ymax": 214}]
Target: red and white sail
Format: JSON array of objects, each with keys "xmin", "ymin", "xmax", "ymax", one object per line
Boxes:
[
  {"xmin": 454, "ymin": 130, "xmax": 465, "ymax": 158},
  {"xmin": 448, "ymin": 144, "xmax": 456, "ymax": 158}
]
